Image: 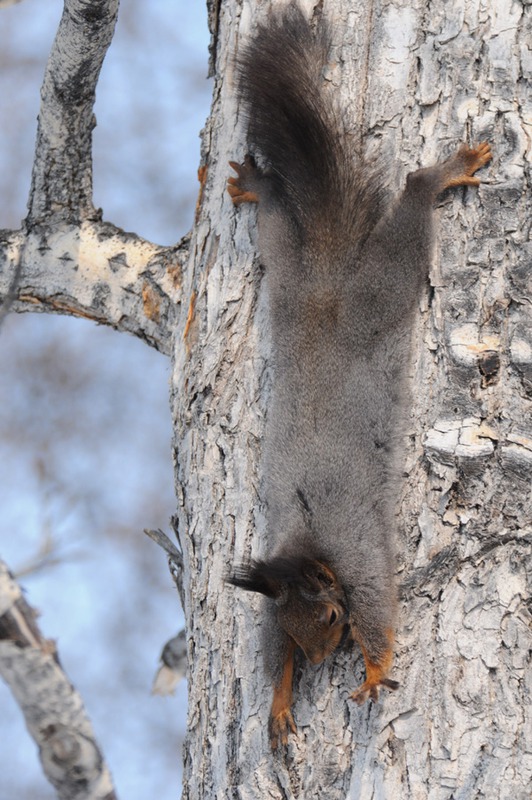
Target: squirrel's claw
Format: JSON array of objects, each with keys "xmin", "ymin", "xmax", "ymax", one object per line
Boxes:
[
  {"xmin": 350, "ymin": 676, "xmax": 399, "ymax": 706},
  {"xmin": 227, "ymin": 155, "xmax": 260, "ymax": 205},
  {"xmin": 442, "ymin": 142, "xmax": 493, "ymax": 190},
  {"xmin": 270, "ymin": 708, "xmax": 297, "ymax": 750},
  {"xmin": 460, "ymin": 141, "xmax": 492, "ymax": 173}
]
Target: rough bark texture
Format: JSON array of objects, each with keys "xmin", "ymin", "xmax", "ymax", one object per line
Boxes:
[
  {"xmin": 1, "ymin": 0, "xmax": 531, "ymax": 798},
  {"xmin": 176, "ymin": 1, "xmax": 532, "ymax": 797},
  {"xmin": 27, "ymin": 0, "xmax": 118, "ymax": 226}
]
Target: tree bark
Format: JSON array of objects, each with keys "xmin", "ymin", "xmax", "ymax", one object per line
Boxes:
[
  {"xmin": 177, "ymin": 1, "xmax": 532, "ymax": 797},
  {"xmin": 1, "ymin": 0, "xmax": 531, "ymax": 798}
]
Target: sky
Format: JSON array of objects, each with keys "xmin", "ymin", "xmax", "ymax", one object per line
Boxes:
[{"xmin": 0, "ymin": 1, "xmax": 212, "ymax": 797}]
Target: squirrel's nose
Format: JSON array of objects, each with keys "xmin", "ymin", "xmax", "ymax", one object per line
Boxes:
[{"xmin": 305, "ymin": 649, "xmax": 327, "ymax": 666}]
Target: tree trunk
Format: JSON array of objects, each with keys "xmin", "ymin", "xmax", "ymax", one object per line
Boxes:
[
  {"xmin": 178, "ymin": 1, "xmax": 532, "ymax": 797},
  {"xmin": 1, "ymin": 1, "xmax": 530, "ymax": 798}
]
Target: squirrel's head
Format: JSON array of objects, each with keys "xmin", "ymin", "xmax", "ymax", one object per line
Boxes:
[{"xmin": 229, "ymin": 556, "xmax": 348, "ymax": 664}]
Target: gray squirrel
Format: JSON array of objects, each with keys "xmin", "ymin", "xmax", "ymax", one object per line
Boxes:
[{"xmin": 227, "ymin": 4, "xmax": 491, "ymax": 749}]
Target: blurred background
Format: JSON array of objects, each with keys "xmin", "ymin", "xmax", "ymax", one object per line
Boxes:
[{"xmin": 0, "ymin": 1, "xmax": 212, "ymax": 796}]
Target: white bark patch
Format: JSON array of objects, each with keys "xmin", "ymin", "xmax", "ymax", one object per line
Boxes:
[
  {"xmin": 425, "ymin": 417, "xmax": 498, "ymax": 461},
  {"xmin": 448, "ymin": 323, "xmax": 500, "ymax": 366}
]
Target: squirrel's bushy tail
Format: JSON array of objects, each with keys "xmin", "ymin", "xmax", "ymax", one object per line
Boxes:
[{"xmin": 236, "ymin": 6, "xmax": 387, "ymax": 251}]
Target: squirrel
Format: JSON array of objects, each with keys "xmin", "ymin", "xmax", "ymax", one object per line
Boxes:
[{"xmin": 227, "ymin": 4, "xmax": 492, "ymax": 749}]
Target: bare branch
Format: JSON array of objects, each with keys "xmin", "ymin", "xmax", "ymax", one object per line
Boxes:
[
  {"xmin": 0, "ymin": 559, "xmax": 117, "ymax": 800},
  {"xmin": 27, "ymin": 0, "xmax": 119, "ymax": 226},
  {"xmin": 144, "ymin": 528, "xmax": 183, "ymax": 564},
  {"xmin": 0, "ymin": 241, "xmax": 22, "ymax": 330},
  {"xmin": 0, "ymin": 223, "xmax": 185, "ymax": 354}
]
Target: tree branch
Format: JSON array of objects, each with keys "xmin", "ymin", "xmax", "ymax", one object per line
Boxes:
[
  {"xmin": 0, "ymin": 222, "xmax": 185, "ymax": 353},
  {"xmin": 0, "ymin": 559, "xmax": 117, "ymax": 800},
  {"xmin": 27, "ymin": 0, "xmax": 119, "ymax": 226},
  {"xmin": 0, "ymin": 0, "xmax": 190, "ymax": 348}
]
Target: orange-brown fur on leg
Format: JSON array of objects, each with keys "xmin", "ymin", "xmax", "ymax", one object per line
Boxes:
[
  {"xmin": 350, "ymin": 628, "xmax": 399, "ymax": 705},
  {"xmin": 270, "ymin": 638, "xmax": 297, "ymax": 750}
]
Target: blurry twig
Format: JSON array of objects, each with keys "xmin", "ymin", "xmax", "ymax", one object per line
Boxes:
[
  {"xmin": 14, "ymin": 457, "xmax": 87, "ymax": 578},
  {"xmin": 15, "ymin": 544, "xmax": 87, "ymax": 579},
  {"xmin": 144, "ymin": 519, "xmax": 184, "ymax": 607}
]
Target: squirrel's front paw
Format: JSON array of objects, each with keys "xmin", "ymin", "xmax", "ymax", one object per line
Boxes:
[
  {"xmin": 227, "ymin": 154, "xmax": 260, "ymax": 205},
  {"xmin": 270, "ymin": 708, "xmax": 297, "ymax": 750},
  {"xmin": 350, "ymin": 676, "xmax": 399, "ymax": 706}
]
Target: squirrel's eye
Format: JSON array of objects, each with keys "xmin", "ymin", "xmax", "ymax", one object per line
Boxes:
[
  {"xmin": 328, "ymin": 609, "xmax": 338, "ymax": 626},
  {"xmin": 317, "ymin": 570, "xmax": 333, "ymax": 587}
]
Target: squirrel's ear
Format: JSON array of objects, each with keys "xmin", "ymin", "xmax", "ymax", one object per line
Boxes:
[{"xmin": 228, "ymin": 562, "xmax": 281, "ymax": 599}]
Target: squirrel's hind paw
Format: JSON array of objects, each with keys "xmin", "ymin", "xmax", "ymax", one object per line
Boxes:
[
  {"xmin": 270, "ymin": 708, "xmax": 297, "ymax": 750},
  {"xmin": 443, "ymin": 142, "xmax": 493, "ymax": 189},
  {"xmin": 350, "ymin": 675, "xmax": 399, "ymax": 706}
]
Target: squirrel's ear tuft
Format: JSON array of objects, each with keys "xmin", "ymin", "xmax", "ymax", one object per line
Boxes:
[
  {"xmin": 229, "ymin": 556, "xmax": 337, "ymax": 599},
  {"xmin": 228, "ymin": 561, "xmax": 281, "ymax": 599}
]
